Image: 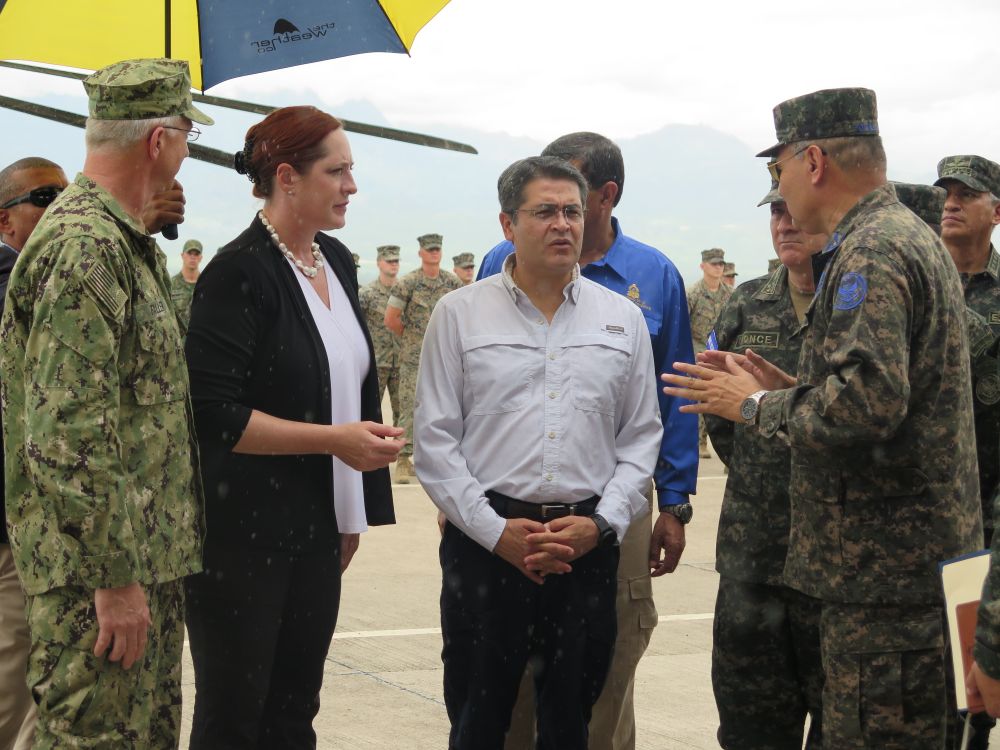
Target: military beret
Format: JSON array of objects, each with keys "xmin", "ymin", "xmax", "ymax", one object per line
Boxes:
[
  {"xmin": 757, "ymin": 179, "xmax": 782, "ymax": 207},
  {"xmin": 701, "ymin": 248, "xmax": 725, "ymax": 264},
  {"xmin": 418, "ymin": 233, "xmax": 443, "ymax": 250},
  {"xmin": 182, "ymin": 239, "xmax": 203, "ymax": 253},
  {"xmin": 723, "ymin": 263, "xmax": 737, "ymax": 277},
  {"xmin": 84, "ymin": 58, "xmax": 213, "ymax": 124},
  {"xmin": 452, "ymin": 252, "xmax": 475, "ymax": 268},
  {"xmin": 768, "ymin": 257, "xmax": 782, "ymax": 273},
  {"xmin": 892, "ymin": 182, "xmax": 946, "ymax": 229},
  {"xmin": 934, "ymin": 155, "xmax": 1000, "ymax": 198},
  {"xmin": 377, "ymin": 244, "xmax": 401, "ymax": 261},
  {"xmin": 757, "ymin": 88, "xmax": 878, "ymax": 158}
]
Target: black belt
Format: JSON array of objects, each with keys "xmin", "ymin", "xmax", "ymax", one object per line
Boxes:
[{"xmin": 486, "ymin": 490, "xmax": 600, "ymax": 522}]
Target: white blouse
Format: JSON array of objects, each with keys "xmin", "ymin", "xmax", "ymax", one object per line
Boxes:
[{"xmin": 287, "ymin": 257, "xmax": 371, "ymax": 534}]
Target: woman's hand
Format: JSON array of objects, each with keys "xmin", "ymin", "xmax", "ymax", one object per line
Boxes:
[
  {"xmin": 329, "ymin": 422, "xmax": 405, "ymax": 471},
  {"xmin": 340, "ymin": 533, "xmax": 360, "ymax": 573}
]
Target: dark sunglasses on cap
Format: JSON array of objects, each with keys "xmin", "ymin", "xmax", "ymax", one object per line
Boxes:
[{"xmin": 0, "ymin": 185, "xmax": 64, "ymax": 210}]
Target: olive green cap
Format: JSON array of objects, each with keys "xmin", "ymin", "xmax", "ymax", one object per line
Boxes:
[
  {"xmin": 182, "ymin": 239, "xmax": 203, "ymax": 253},
  {"xmin": 934, "ymin": 155, "xmax": 1000, "ymax": 197},
  {"xmin": 453, "ymin": 252, "xmax": 475, "ymax": 268},
  {"xmin": 757, "ymin": 179, "xmax": 782, "ymax": 207},
  {"xmin": 892, "ymin": 182, "xmax": 946, "ymax": 228},
  {"xmin": 377, "ymin": 245, "xmax": 401, "ymax": 261},
  {"xmin": 84, "ymin": 58, "xmax": 213, "ymax": 124},
  {"xmin": 701, "ymin": 248, "xmax": 725, "ymax": 264},
  {"xmin": 418, "ymin": 233, "xmax": 443, "ymax": 250},
  {"xmin": 757, "ymin": 87, "xmax": 878, "ymax": 158},
  {"xmin": 723, "ymin": 262, "xmax": 737, "ymax": 277}
]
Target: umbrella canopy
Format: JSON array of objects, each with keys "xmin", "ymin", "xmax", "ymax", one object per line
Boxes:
[{"xmin": 0, "ymin": 0, "xmax": 450, "ymax": 90}]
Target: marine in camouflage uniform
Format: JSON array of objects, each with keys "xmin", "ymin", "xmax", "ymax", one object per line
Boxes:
[
  {"xmin": 359, "ymin": 244, "xmax": 402, "ymax": 426},
  {"xmin": 387, "ymin": 233, "xmax": 462, "ymax": 480},
  {"xmin": 706, "ymin": 182, "xmax": 824, "ymax": 750},
  {"xmin": 169, "ymin": 238, "xmax": 202, "ymax": 332},
  {"xmin": 0, "ymin": 59, "xmax": 209, "ymax": 749},
  {"xmin": 687, "ymin": 247, "xmax": 731, "ymax": 455},
  {"xmin": 750, "ymin": 90, "xmax": 982, "ymax": 749},
  {"xmin": 934, "ymin": 157, "xmax": 1000, "ymax": 548}
]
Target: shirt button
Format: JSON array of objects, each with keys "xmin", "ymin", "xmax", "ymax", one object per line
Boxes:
[
  {"xmin": 548, "ymin": 431, "xmax": 556, "ymax": 439},
  {"xmin": 545, "ymin": 474, "xmax": 553, "ymax": 481},
  {"xmin": 549, "ymin": 391, "xmax": 557, "ymax": 399},
  {"xmin": 548, "ymin": 353, "xmax": 556, "ymax": 360},
  {"xmin": 537, "ymin": 319, "xmax": 544, "ymax": 325}
]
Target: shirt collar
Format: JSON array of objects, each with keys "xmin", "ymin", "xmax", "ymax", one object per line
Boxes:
[
  {"xmin": 753, "ymin": 263, "xmax": 788, "ymax": 301},
  {"xmin": 501, "ymin": 253, "xmax": 581, "ymax": 303},
  {"xmin": 74, "ymin": 173, "xmax": 157, "ymax": 258},
  {"xmin": 584, "ymin": 216, "xmax": 626, "ymax": 277},
  {"xmin": 983, "ymin": 244, "xmax": 1000, "ymax": 281}
]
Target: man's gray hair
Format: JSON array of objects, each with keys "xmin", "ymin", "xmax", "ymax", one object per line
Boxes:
[
  {"xmin": 85, "ymin": 115, "xmax": 184, "ymax": 150},
  {"xmin": 0, "ymin": 156, "xmax": 62, "ymax": 207},
  {"xmin": 497, "ymin": 156, "xmax": 589, "ymax": 218},
  {"xmin": 797, "ymin": 135, "xmax": 887, "ymax": 176}
]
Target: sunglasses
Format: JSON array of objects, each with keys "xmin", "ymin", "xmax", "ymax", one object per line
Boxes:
[{"xmin": 0, "ymin": 185, "xmax": 64, "ymax": 210}]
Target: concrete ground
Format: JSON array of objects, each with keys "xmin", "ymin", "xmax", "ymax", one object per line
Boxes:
[{"xmin": 180, "ymin": 455, "xmax": 730, "ymax": 749}]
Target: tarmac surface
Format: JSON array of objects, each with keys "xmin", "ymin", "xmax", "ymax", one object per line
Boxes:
[{"xmin": 180, "ymin": 453, "xmax": 730, "ymax": 749}]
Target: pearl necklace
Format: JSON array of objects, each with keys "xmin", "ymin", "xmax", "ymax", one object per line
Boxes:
[{"xmin": 259, "ymin": 210, "xmax": 324, "ymax": 279}]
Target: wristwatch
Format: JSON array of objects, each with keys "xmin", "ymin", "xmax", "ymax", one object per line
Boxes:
[
  {"xmin": 661, "ymin": 503, "xmax": 693, "ymax": 525},
  {"xmin": 740, "ymin": 390, "xmax": 769, "ymax": 425},
  {"xmin": 591, "ymin": 514, "xmax": 618, "ymax": 548}
]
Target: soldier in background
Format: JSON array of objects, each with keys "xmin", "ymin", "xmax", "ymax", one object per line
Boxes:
[
  {"xmin": 452, "ymin": 252, "xmax": 475, "ymax": 284},
  {"xmin": 352, "ymin": 251, "xmax": 361, "ymax": 270},
  {"xmin": 687, "ymin": 247, "xmax": 731, "ymax": 457},
  {"xmin": 894, "ymin": 182, "xmax": 945, "ymax": 235},
  {"xmin": 0, "ymin": 59, "xmax": 209, "ymax": 748},
  {"xmin": 722, "ymin": 261, "xmax": 737, "ymax": 287},
  {"xmin": 664, "ymin": 87, "xmax": 981, "ymax": 748},
  {"xmin": 169, "ymin": 238, "xmax": 202, "ymax": 331},
  {"xmin": 706, "ymin": 179, "xmax": 826, "ymax": 748},
  {"xmin": 360, "ymin": 244, "xmax": 402, "ymax": 427},
  {"xmin": 385, "ymin": 233, "xmax": 462, "ymax": 483}
]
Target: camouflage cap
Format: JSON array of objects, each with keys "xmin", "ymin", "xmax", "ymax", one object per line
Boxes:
[
  {"xmin": 756, "ymin": 88, "xmax": 878, "ymax": 158},
  {"xmin": 701, "ymin": 248, "xmax": 725, "ymax": 264},
  {"xmin": 453, "ymin": 252, "xmax": 475, "ymax": 268},
  {"xmin": 377, "ymin": 244, "xmax": 401, "ymax": 261},
  {"xmin": 84, "ymin": 58, "xmax": 213, "ymax": 125},
  {"xmin": 757, "ymin": 179, "xmax": 782, "ymax": 207},
  {"xmin": 768, "ymin": 257, "xmax": 782, "ymax": 273},
  {"xmin": 182, "ymin": 239, "xmax": 203, "ymax": 253},
  {"xmin": 418, "ymin": 233, "xmax": 443, "ymax": 250},
  {"xmin": 723, "ymin": 262, "xmax": 737, "ymax": 277},
  {"xmin": 892, "ymin": 182, "xmax": 946, "ymax": 228},
  {"xmin": 934, "ymin": 155, "xmax": 1000, "ymax": 197},
  {"xmin": 351, "ymin": 253, "xmax": 360, "ymax": 268}
]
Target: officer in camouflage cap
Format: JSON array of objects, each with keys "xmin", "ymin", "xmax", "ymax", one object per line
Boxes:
[
  {"xmin": 893, "ymin": 182, "xmax": 946, "ymax": 233},
  {"xmin": 687, "ymin": 247, "xmax": 731, "ymax": 457},
  {"xmin": 722, "ymin": 261, "xmax": 737, "ymax": 287},
  {"xmin": 0, "ymin": 58, "xmax": 208, "ymax": 748},
  {"xmin": 452, "ymin": 252, "xmax": 476, "ymax": 285},
  {"xmin": 385, "ymin": 233, "xmax": 462, "ymax": 482},
  {"xmin": 665, "ymin": 87, "xmax": 981, "ymax": 749},
  {"xmin": 706, "ymin": 179, "xmax": 827, "ymax": 749},
  {"xmin": 359, "ymin": 244, "xmax": 403, "ymax": 429},
  {"xmin": 169, "ymin": 238, "xmax": 203, "ymax": 333}
]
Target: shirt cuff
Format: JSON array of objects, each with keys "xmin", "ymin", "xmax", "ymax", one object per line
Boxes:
[
  {"xmin": 657, "ymin": 490, "xmax": 689, "ymax": 509},
  {"xmin": 975, "ymin": 638, "xmax": 1000, "ymax": 681},
  {"xmin": 758, "ymin": 389, "xmax": 788, "ymax": 438}
]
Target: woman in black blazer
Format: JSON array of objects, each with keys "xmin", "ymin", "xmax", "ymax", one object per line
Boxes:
[{"xmin": 184, "ymin": 106, "xmax": 404, "ymax": 750}]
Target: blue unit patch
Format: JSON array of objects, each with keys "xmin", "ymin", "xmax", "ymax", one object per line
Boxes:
[{"xmin": 834, "ymin": 272, "xmax": 867, "ymax": 311}]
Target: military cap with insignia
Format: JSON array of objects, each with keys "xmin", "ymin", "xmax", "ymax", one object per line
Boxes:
[
  {"xmin": 701, "ymin": 248, "xmax": 725, "ymax": 264},
  {"xmin": 84, "ymin": 58, "xmax": 213, "ymax": 124},
  {"xmin": 418, "ymin": 233, "xmax": 443, "ymax": 250},
  {"xmin": 183, "ymin": 239, "xmax": 203, "ymax": 254},
  {"xmin": 723, "ymin": 262, "xmax": 737, "ymax": 278},
  {"xmin": 934, "ymin": 155, "xmax": 1000, "ymax": 198},
  {"xmin": 756, "ymin": 87, "xmax": 878, "ymax": 158},
  {"xmin": 757, "ymin": 179, "xmax": 782, "ymax": 207},
  {"xmin": 892, "ymin": 182, "xmax": 946, "ymax": 229},
  {"xmin": 453, "ymin": 252, "xmax": 475, "ymax": 268},
  {"xmin": 377, "ymin": 244, "xmax": 401, "ymax": 261}
]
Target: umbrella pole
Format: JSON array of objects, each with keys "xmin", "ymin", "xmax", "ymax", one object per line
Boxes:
[{"xmin": 165, "ymin": 0, "xmax": 171, "ymax": 57}]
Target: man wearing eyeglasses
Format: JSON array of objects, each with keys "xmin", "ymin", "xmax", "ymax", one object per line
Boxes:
[
  {"xmin": 170, "ymin": 238, "xmax": 204, "ymax": 331},
  {"xmin": 662, "ymin": 88, "xmax": 981, "ymax": 748},
  {"xmin": 0, "ymin": 155, "xmax": 67, "ymax": 750},
  {"xmin": 0, "ymin": 59, "xmax": 211, "ymax": 749},
  {"xmin": 415, "ymin": 156, "xmax": 661, "ymax": 750}
]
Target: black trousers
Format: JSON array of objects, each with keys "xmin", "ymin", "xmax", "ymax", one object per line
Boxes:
[
  {"xmin": 440, "ymin": 523, "xmax": 619, "ymax": 750},
  {"xmin": 185, "ymin": 536, "xmax": 342, "ymax": 750}
]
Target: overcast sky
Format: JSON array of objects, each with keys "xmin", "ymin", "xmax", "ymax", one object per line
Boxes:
[{"xmin": 1, "ymin": 0, "xmax": 997, "ymax": 277}]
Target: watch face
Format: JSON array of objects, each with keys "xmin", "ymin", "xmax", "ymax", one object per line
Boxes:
[{"xmin": 740, "ymin": 397, "xmax": 758, "ymax": 422}]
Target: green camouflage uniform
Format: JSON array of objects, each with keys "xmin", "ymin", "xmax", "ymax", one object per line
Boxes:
[
  {"xmin": 169, "ymin": 272, "xmax": 196, "ymax": 332},
  {"xmin": 388, "ymin": 268, "xmax": 463, "ymax": 458},
  {"xmin": 706, "ymin": 266, "xmax": 823, "ymax": 750},
  {"xmin": 0, "ymin": 58, "xmax": 209, "ymax": 750},
  {"xmin": 687, "ymin": 277, "xmax": 731, "ymax": 450},
  {"xmin": 359, "ymin": 278, "xmax": 401, "ymax": 426}
]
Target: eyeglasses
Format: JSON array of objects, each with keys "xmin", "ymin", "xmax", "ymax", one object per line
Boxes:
[
  {"xmin": 766, "ymin": 144, "xmax": 829, "ymax": 181},
  {"xmin": 0, "ymin": 185, "xmax": 63, "ymax": 210},
  {"xmin": 162, "ymin": 125, "xmax": 201, "ymax": 142},
  {"xmin": 514, "ymin": 204, "xmax": 586, "ymax": 224}
]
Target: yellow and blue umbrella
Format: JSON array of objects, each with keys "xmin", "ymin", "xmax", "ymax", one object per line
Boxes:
[{"xmin": 0, "ymin": 0, "xmax": 451, "ymax": 90}]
